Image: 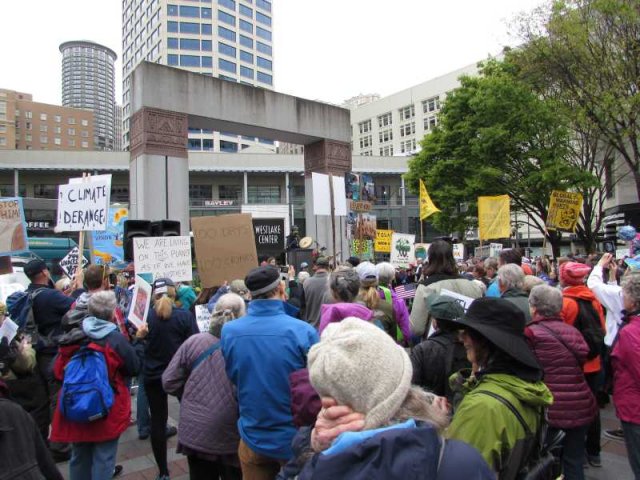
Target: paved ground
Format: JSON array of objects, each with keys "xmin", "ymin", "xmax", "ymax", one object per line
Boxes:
[{"xmin": 59, "ymin": 395, "xmax": 634, "ymax": 480}]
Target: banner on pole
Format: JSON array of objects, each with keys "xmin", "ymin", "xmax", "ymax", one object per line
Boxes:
[
  {"xmin": 546, "ymin": 190, "xmax": 583, "ymax": 232},
  {"xmin": 133, "ymin": 236, "xmax": 193, "ymax": 282},
  {"xmin": 478, "ymin": 195, "xmax": 510, "ymax": 240},
  {"xmin": 0, "ymin": 198, "xmax": 28, "ymax": 256},
  {"xmin": 374, "ymin": 229, "xmax": 393, "ymax": 253},
  {"xmin": 419, "ymin": 180, "xmax": 440, "ymax": 220},
  {"xmin": 390, "ymin": 233, "xmax": 415, "ymax": 268},
  {"xmin": 59, "ymin": 246, "xmax": 89, "ymax": 278},
  {"xmin": 92, "ymin": 206, "xmax": 128, "ymax": 265},
  {"xmin": 350, "ymin": 239, "xmax": 374, "ymax": 260},
  {"xmin": 56, "ymin": 177, "xmax": 111, "ymax": 231}
]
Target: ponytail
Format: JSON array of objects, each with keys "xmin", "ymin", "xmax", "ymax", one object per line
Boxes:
[
  {"xmin": 154, "ymin": 286, "xmax": 177, "ymax": 319},
  {"xmin": 358, "ymin": 282, "xmax": 380, "ymax": 310}
]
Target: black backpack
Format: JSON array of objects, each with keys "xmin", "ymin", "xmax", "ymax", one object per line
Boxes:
[
  {"xmin": 573, "ymin": 298, "xmax": 605, "ymax": 359},
  {"xmin": 429, "ymin": 335, "xmax": 470, "ymax": 402}
]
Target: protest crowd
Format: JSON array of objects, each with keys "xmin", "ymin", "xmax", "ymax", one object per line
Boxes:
[{"xmin": 1, "ymin": 236, "xmax": 640, "ymax": 480}]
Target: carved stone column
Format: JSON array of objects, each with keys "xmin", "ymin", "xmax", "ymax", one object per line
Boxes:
[{"xmin": 129, "ymin": 107, "xmax": 190, "ymax": 235}]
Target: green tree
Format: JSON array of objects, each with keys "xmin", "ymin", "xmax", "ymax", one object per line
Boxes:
[{"xmin": 406, "ymin": 59, "xmax": 594, "ymax": 256}]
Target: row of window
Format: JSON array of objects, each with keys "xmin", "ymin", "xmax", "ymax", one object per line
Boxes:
[
  {"xmin": 166, "ymin": 54, "xmax": 272, "ymax": 84},
  {"xmin": 168, "ymin": 38, "xmax": 212, "ymax": 51},
  {"xmin": 219, "ymin": 0, "xmax": 271, "ymax": 13},
  {"xmin": 167, "ymin": 22, "xmax": 271, "ymax": 57},
  {"xmin": 167, "ymin": 4, "xmax": 213, "ymax": 19},
  {"xmin": 14, "ymin": 111, "xmax": 88, "ymax": 126},
  {"xmin": 16, "ymin": 122, "xmax": 90, "ymax": 136},
  {"xmin": 20, "ymin": 135, "xmax": 90, "ymax": 148}
]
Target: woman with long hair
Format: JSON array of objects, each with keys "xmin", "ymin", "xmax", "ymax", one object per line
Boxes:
[{"xmin": 136, "ymin": 278, "xmax": 198, "ymax": 480}]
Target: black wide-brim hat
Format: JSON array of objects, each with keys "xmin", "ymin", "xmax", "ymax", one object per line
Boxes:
[{"xmin": 453, "ymin": 297, "xmax": 540, "ymax": 369}]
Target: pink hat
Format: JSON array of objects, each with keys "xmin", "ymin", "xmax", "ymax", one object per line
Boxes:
[{"xmin": 560, "ymin": 262, "xmax": 591, "ymax": 286}]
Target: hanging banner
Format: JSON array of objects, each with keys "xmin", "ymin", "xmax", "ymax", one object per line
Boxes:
[
  {"xmin": 252, "ymin": 218, "xmax": 285, "ymax": 258},
  {"xmin": 0, "ymin": 198, "xmax": 28, "ymax": 256},
  {"xmin": 59, "ymin": 246, "xmax": 89, "ymax": 278},
  {"xmin": 360, "ymin": 175, "xmax": 375, "ymax": 202},
  {"xmin": 128, "ymin": 275, "xmax": 152, "ymax": 328},
  {"xmin": 546, "ymin": 190, "xmax": 583, "ymax": 232},
  {"xmin": 374, "ymin": 229, "xmax": 394, "ymax": 253},
  {"xmin": 56, "ymin": 177, "xmax": 111, "ymax": 231},
  {"xmin": 452, "ymin": 243, "xmax": 465, "ymax": 261},
  {"xmin": 350, "ymin": 239, "xmax": 374, "ymax": 261},
  {"xmin": 133, "ymin": 236, "xmax": 193, "ymax": 282},
  {"xmin": 92, "ymin": 206, "xmax": 128, "ymax": 265},
  {"xmin": 390, "ymin": 233, "xmax": 415, "ymax": 268},
  {"xmin": 346, "ymin": 173, "xmax": 360, "ymax": 201},
  {"xmin": 478, "ymin": 195, "xmax": 510, "ymax": 240}
]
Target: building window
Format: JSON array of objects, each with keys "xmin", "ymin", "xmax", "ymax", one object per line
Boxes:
[
  {"xmin": 219, "ymin": 42, "xmax": 236, "ymax": 57},
  {"xmin": 361, "ymin": 150, "xmax": 372, "ymax": 156},
  {"xmin": 257, "ymin": 71, "xmax": 272, "ymax": 85},
  {"xmin": 377, "ymin": 112, "xmax": 392, "ymax": 128},
  {"xmin": 359, "ymin": 135, "xmax": 372, "ymax": 149},
  {"xmin": 257, "ymin": 56, "xmax": 272, "ymax": 70},
  {"xmin": 219, "ymin": 0, "xmax": 235, "ymax": 9},
  {"xmin": 68, "ymin": 139, "xmax": 76, "ymax": 147},
  {"xmin": 358, "ymin": 120, "xmax": 371, "ymax": 134},
  {"xmin": 54, "ymin": 126, "xmax": 61, "ymax": 134},
  {"xmin": 400, "ymin": 122, "xmax": 415, "ymax": 137},
  {"xmin": 54, "ymin": 138, "xmax": 61, "ymax": 145},
  {"xmin": 256, "ymin": 26, "xmax": 271, "ymax": 41},
  {"xmin": 25, "ymin": 111, "xmax": 32, "ymax": 119},
  {"xmin": 180, "ymin": 38, "xmax": 200, "ymax": 50},
  {"xmin": 188, "ymin": 138, "xmax": 202, "ymax": 150},
  {"xmin": 219, "ymin": 58, "xmax": 236, "ymax": 73},
  {"xmin": 256, "ymin": 0, "xmax": 271, "ymax": 12},
  {"xmin": 0, "ymin": 125, "xmax": 5, "ymax": 133},
  {"xmin": 379, "ymin": 145, "xmax": 394, "ymax": 156},
  {"xmin": 40, "ymin": 113, "xmax": 47, "ymax": 121},
  {"xmin": 240, "ymin": 35, "xmax": 253, "ymax": 48},
  {"xmin": 81, "ymin": 130, "xmax": 89, "ymax": 138},
  {"xmin": 378, "ymin": 129, "xmax": 393, "ymax": 143},
  {"xmin": 26, "ymin": 122, "xmax": 32, "ymax": 130},
  {"xmin": 240, "ymin": 65, "xmax": 254, "ymax": 78},
  {"xmin": 400, "ymin": 139, "xmax": 416, "ymax": 153},
  {"xmin": 180, "ymin": 21, "xmax": 199, "ymax": 33},
  {"xmin": 54, "ymin": 115, "xmax": 61, "ymax": 123},
  {"xmin": 422, "ymin": 96, "xmax": 440, "ymax": 113},
  {"xmin": 168, "ymin": 54, "xmax": 179, "ymax": 66},
  {"xmin": 180, "ymin": 55, "xmax": 200, "ymax": 67},
  {"xmin": 202, "ymin": 40, "xmax": 212, "ymax": 51},
  {"xmin": 218, "ymin": 10, "xmax": 235, "ymax": 25},
  {"xmin": 40, "ymin": 125, "xmax": 48, "ymax": 132},
  {"xmin": 220, "ymin": 140, "xmax": 238, "ymax": 152},
  {"xmin": 179, "ymin": 5, "xmax": 199, "ymax": 17},
  {"xmin": 33, "ymin": 184, "xmax": 58, "ymax": 199},
  {"xmin": 202, "ymin": 23, "xmax": 212, "ymax": 34},
  {"xmin": 111, "ymin": 186, "xmax": 129, "ymax": 202},
  {"xmin": 240, "ymin": 4, "xmax": 252, "ymax": 17},
  {"xmin": 218, "ymin": 26, "xmax": 236, "ymax": 41},
  {"xmin": 424, "ymin": 115, "xmax": 438, "ymax": 131},
  {"xmin": 256, "ymin": 11, "xmax": 271, "ymax": 26},
  {"xmin": 202, "ymin": 56, "xmax": 213, "ymax": 67},
  {"xmin": 167, "ymin": 4, "xmax": 178, "ymax": 15},
  {"xmin": 256, "ymin": 41, "xmax": 272, "ymax": 56},
  {"xmin": 248, "ymin": 185, "xmax": 280, "ymax": 204},
  {"xmin": 201, "ymin": 7, "xmax": 212, "ymax": 18},
  {"xmin": 399, "ymin": 105, "xmax": 415, "ymax": 120},
  {"xmin": 0, "ymin": 138, "xmax": 5, "ymax": 146},
  {"xmin": 25, "ymin": 134, "xmax": 32, "ymax": 142},
  {"xmin": 168, "ymin": 21, "xmax": 178, "ymax": 32},
  {"xmin": 81, "ymin": 141, "xmax": 89, "ymax": 148},
  {"xmin": 68, "ymin": 128, "xmax": 76, "ymax": 136},
  {"xmin": 219, "ymin": 185, "xmax": 241, "ymax": 200},
  {"xmin": 239, "ymin": 19, "xmax": 252, "ymax": 33},
  {"xmin": 240, "ymin": 50, "xmax": 253, "ymax": 63},
  {"xmin": 81, "ymin": 119, "xmax": 88, "ymax": 127},
  {"xmin": 189, "ymin": 185, "xmax": 212, "ymax": 203},
  {"xmin": 168, "ymin": 37, "xmax": 178, "ymax": 49},
  {"xmin": 203, "ymin": 138, "xmax": 213, "ymax": 151},
  {"xmin": 68, "ymin": 117, "xmax": 76, "ymax": 125}
]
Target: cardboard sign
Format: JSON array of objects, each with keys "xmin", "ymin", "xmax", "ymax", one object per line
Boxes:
[
  {"xmin": 133, "ymin": 236, "xmax": 193, "ymax": 282},
  {"xmin": 452, "ymin": 243, "xmax": 465, "ymax": 261},
  {"xmin": 92, "ymin": 206, "xmax": 128, "ymax": 265},
  {"xmin": 59, "ymin": 246, "xmax": 89, "ymax": 278},
  {"xmin": 374, "ymin": 229, "xmax": 393, "ymax": 253},
  {"xmin": 252, "ymin": 218, "xmax": 285, "ymax": 257},
  {"xmin": 390, "ymin": 233, "xmax": 415, "ymax": 268},
  {"xmin": 546, "ymin": 190, "xmax": 583, "ymax": 232},
  {"xmin": 191, "ymin": 214, "xmax": 258, "ymax": 288},
  {"xmin": 195, "ymin": 304, "xmax": 212, "ymax": 333},
  {"xmin": 350, "ymin": 239, "xmax": 374, "ymax": 261},
  {"xmin": 56, "ymin": 178, "xmax": 111, "ymax": 231},
  {"xmin": 128, "ymin": 275, "xmax": 152, "ymax": 328},
  {"xmin": 348, "ymin": 200, "xmax": 372, "ymax": 213},
  {"xmin": 0, "ymin": 198, "xmax": 28, "ymax": 256}
]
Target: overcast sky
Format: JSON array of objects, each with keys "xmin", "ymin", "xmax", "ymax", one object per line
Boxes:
[{"xmin": 1, "ymin": 0, "xmax": 545, "ymax": 106}]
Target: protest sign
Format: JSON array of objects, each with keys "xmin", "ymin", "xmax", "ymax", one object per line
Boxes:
[
  {"xmin": 191, "ymin": 214, "xmax": 258, "ymax": 288},
  {"xmin": 0, "ymin": 317, "xmax": 18, "ymax": 344},
  {"xmin": 252, "ymin": 218, "xmax": 285, "ymax": 258},
  {"xmin": 490, "ymin": 243, "xmax": 503, "ymax": 258},
  {"xmin": 350, "ymin": 239, "xmax": 374, "ymax": 260},
  {"xmin": 452, "ymin": 243, "xmax": 465, "ymax": 261},
  {"xmin": 128, "ymin": 275, "xmax": 152, "ymax": 328},
  {"xmin": 195, "ymin": 304, "xmax": 212, "ymax": 333},
  {"xmin": 546, "ymin": 190, "xmax": 583, "ymax": 232},
  {"xmin": 390, "ymin": 233, "xmax": 415, "ymax": 268},
  {"xmin": 312, "ymin": 173, "xmax": 347, "ymax": 216},
  {"xmin": 348, "ymin": 200, "xmax": 372, "ymax": 213},
  {"xmin": 0, "ymin": 198, "xmax": 28, "ymax": 256},
  {"xmin": 414, "ymin": 243, "xmax": 430, "ymax": 262},
  {"xmin": 56, "ymin": 177, "xmax": 111, "ymax": 231},
  {"xmin": 374, "ymin": 229, "xmax": 393, "ymax": 253},
  {"xmin": 133, "ymin": 236, "xmax": 192, "ymax": 282},
  {"xmin": 478, "ymin": 195, "xmax": 510, "ymax": 240},
  {"xmin": 59, "ymin": 246, "xmax": 89, "ymax": 279},
  {"xmin": 92, "ymin": 207, "xmax": 128, "ymax": 265}
]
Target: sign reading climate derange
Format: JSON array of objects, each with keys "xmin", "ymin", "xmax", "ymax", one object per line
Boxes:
[
  {"xmin": 133, "ymin": 236, "xmax": 193, "ymax": 282},
  {"xmin": 56, "ymin": 178, "xmax": 111, "ymax": 231}
]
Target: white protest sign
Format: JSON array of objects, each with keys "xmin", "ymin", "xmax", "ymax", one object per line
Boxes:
[
  {"xmin": 390, "ymin": 233, "xmax": 416, "ymax": 268},
  {"xmin": 312, "ymin": 173, "xmax": 331, "ymax": 215},
  {"xmin": 59, "ymin": 246, "xmax": 89, "ymax": 278},
  {"xmin": 439, "ymin": 289, "xmax": 475, "ymax": 311},
  {"xmin": 490, "ymin": 243, "xmax": 503, "ymax": 258},
  {"xmin": 195, "ymin": 304, "xmax": 212, "ymax": 333},
  {"xmin": 128, "ymin": 275, "xmax": 152, "ymax": 329},
  {"xmin": 0, "ymin": 317, "xmax": 18, "ymax": 344},
  {"xmin": 56, "ymin": 177, "xmax": 111, "ymax": 231},
  {"xmin": 332, "ymin": 176, "xmax": 347, "ymax": 216},
  {"xmin": 133, "ymin": 236, "xmax": 193, "ymax": 282},
  {"xmin": 452, "ymin": 243, "xmax": 465, "ymax": 261},
  {"xmin": 69, "ymin": 174, "xmax": 112, "ymax": 185}
]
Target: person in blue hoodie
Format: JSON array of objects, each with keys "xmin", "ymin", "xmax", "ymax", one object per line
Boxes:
[
  {"xmin": 278, "ymin": 318, "xmax": 495, "ymax": 480},
  {"xmin": 221, "ymin": 266, "xmax": 319, "ymax": 480}
]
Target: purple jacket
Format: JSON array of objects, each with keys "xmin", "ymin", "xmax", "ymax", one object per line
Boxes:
[
  {"xmin": 612, "ymin": 315, "xmax": 640, "ymax": 424},
  {"xmin": 525, "ymin": 316, "xmax": 597, "ymax": 429},
  {"xmin": 162, "ymin": 333, "xmax": 240, "ymax": 456},
  {"xmin": 319, "ymin": 303, "xmax": 373, "ymax": 334},
  {"xmin": 378, "ymin": 287, "xmax": 412, "ymax": 344}
]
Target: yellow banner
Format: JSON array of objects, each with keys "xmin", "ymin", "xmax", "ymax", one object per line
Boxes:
[
  {"xmin": 546, "ymin": 190, "xmax": 583, "ymax": 232},
  {"xmin": 419, "ymin": 180, "xmax": 440, "ymax": 220},
  {"xmin": 374, "ymin": 229, "xmax": 393, "ymax": 253},
  {"xmin": 478, "ymin": 195, "xmax": 511, "ymax": 240}
]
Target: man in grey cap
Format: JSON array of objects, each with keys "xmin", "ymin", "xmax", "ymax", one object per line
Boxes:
[
  {"xmin": 303, "ymin": 256, "xmax": 332, "ymax": 328},
  {"xmin": 221, "ymin": 266, "xmax": 319, "ymax": 478}
]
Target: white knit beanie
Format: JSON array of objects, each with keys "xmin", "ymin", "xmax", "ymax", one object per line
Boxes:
[{"xmin": 308, "ymin": 317, "xmax": 413, "ymax": 429}]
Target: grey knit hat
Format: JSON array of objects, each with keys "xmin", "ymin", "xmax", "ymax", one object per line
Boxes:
[{"xmin": 308, "ymin": 317, "xmax": 413, "ymax": 429}]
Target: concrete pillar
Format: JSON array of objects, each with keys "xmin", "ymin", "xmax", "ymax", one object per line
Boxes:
[
  {"xmin": 13, "ymin": 169, "xmax": 19, "ymax": 197},
  {"xmin": 129, "ymin": 107, "xmax": 190, "ymax": 235},
  {"xmin": 243, "ymin": 172, "xmax": 248, "ymax": 204},
  {"xmin": 303, "ymin": 139, "xmax": 351, "ymax": 262}
]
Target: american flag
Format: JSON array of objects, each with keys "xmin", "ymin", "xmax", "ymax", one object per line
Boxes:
[{"xmin": 394, "ymin": 283, "xmax": 418, "ymax": 299}]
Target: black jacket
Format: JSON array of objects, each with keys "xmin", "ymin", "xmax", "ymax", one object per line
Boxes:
[{"xmin": 27, "ymin": 283, "xmax": 75, "ymax": 354}]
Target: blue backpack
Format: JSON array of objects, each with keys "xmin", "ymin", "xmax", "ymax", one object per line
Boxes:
[{"xmin": 59, "ymin": 345, "xmax": 114, "ymax": 423}]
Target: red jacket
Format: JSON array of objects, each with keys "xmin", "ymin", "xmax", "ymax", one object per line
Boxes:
[
  {"xmin": 611, "ymin": 315, "xmax": 640, "ymax": 424},
  {"xmin": 525, "ymin": 316, "xmax": 597, "ymax": 429},
  {"xmin": 561, "ymin": 285, "xmax": 606, "ymax": 374},
  {"xmin": 50, "ymin": 329, "xmax": 138, "ymax": 443}
]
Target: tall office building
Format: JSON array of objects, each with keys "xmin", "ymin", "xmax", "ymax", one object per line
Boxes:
[
  {"xmin": 60, "ymin": 40, "xmax": 117, "ymax": 151},
  {"xmin": 114, "ymin": 104, "xmax": 123, "ymax": 151},
  {"xmin": 121, "ymin": 0, "xmax": 274, "ymax": 152}
]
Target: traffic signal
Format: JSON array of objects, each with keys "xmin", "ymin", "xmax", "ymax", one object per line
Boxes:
[
  {"xmin": 123, "ymin": 220, "xmax": 152, "ymax": 261},
  {"xmin": 151, "ymin": 220, "xmax": 181, "ymax": 237}
]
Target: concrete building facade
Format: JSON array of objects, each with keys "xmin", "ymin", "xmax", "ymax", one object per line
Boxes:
[
  {"xmin": 60, "ymin": 40, "xmax": 117, "ymax": 151},
  {"xmin": 0, "ymin": 89, "xmax": 94, "ymax": 152},
  {"xmin": 121, "ymin": 0, "xmax": 274, "ymax": 152}
]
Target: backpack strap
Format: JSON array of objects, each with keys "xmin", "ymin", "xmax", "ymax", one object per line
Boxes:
[
  {"xmin": 476, "ymin": 390, "xmax": 532, "ymax": 436},
  {"xmin": 191, "ymin": 341, "xmax": 221, "ymax": 372}
]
